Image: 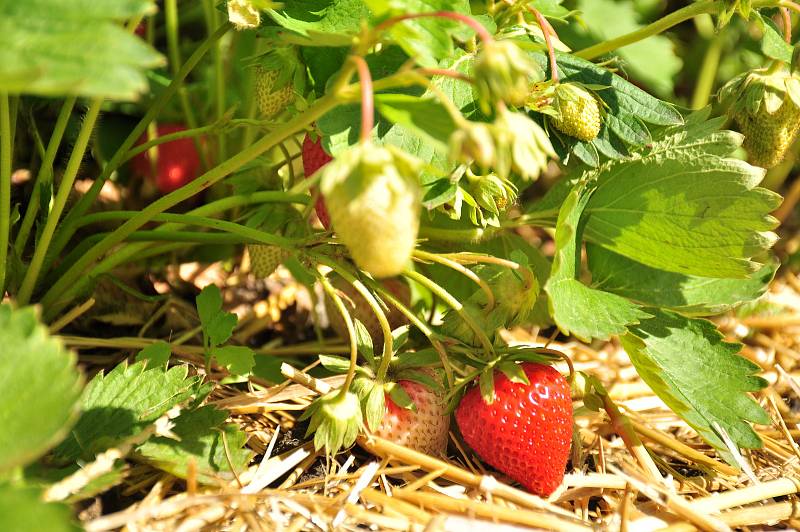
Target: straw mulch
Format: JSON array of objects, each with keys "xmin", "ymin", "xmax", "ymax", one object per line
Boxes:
[{"xmin": 54, "ymin": 258, "xmax": 800, "ymax": 532}]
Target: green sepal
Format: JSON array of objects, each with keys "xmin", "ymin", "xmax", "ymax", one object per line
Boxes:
[
  {"xmin": 497, "ymin": 361, "xmax": 529, "ymax": 385},
  {"xmin": 386, "ymin": 382, "xmax": 415, "ymax": 412},
  {"xmin": 353, "ymin": 320, "xmax": 375, "ymax": 367},
  {"xmin": 394, "ymin": 369, "xmax": 443, "ymax": 394},
  {"xmin": 478, "ymin": 367, "xmax": 495, "ymax": 404},
  {"xmin": 304, "ymin": 391, "xmax": 363, "ymax": 455}
]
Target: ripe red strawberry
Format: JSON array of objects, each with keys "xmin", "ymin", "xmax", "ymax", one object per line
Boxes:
[
  {"xmin": 324, "ymin": 274, "xmax": 409, "ymax": 345},
  {"xmin": 371, "ymin": 375, "xmax": 450, "ymax": 456},
  {"xmin": 302, "ymin": 134, "xmax": 333, "ymax": 229},
  {"xmin": 455, "ymin": 363, "xmax": 572, "ymax": 496},
  {"xmin": 131, "ymin": 123, "xmax": 201, "ymax": 194}
]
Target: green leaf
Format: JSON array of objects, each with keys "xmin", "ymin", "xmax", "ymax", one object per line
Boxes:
[
  {"xmin": 621, "ymin": 310, "xmax": 769, "ymax": 462},
  {"xmin": 375, "ymin": 93, "xmax": 457, "ymax": 149},
  {"xmin": 380, "ymin": 0, "xmax": 471, "ymax": 67},
  {"xmin": 574, "ymin": 0, "xmax": 681, "ymax": 97},
  {"xmin": 757, "ymin": 13, "xmax": 793, "ymax": 63},
  {"xmin": 386, "ymin": 381, "xmax": 414, "ymax": 410},
  {"xmin": 135, "ymin": 341, "xmax": 171, "ymax": 367},
  {"xmin": 54, "ymin": 362, "xmax": 203, "ymax": 462},
  {"xmin": 210, "ymin": 346, "xmax": 255, "ymax": 375},
  {"xmin": 0, "ymin": 485, "xmax": 79, "ymax": 532},
  {"xmin": 581, "ymin": 123, "xmax": 779, "ymax": 278},
  {"xmin": 265, "ymin": 0, "xmax": 371, "ymax": 46},
  {"xmin": 196, "ymin": 285, "xmax": 238, "ymax": 348},
  {"xmin": 588, "ymin": 244, "xmax": 776, "ymax": 315},
  {"xmin": 136, "ymin": 406, "xmax": 252, "ymax": 484},
  {"xmin": 0, "ymin": 0, "xmax": 163, "ymax": 100},
  {"xmin": 0, "ymin": 305, "xmax": 82, "ymax": 475},
  {"xmin": 544, "ymin": 184, "xmax": 650, "ymax": 341}
]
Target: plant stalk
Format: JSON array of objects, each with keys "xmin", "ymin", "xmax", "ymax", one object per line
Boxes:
[{"xmin": 0, "ymin": 93, "xmax": 11, "ymax": 294}]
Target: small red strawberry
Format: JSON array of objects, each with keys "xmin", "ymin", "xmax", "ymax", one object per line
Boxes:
[
  {"xmin": 455, "ymin": 363, "xmax": 572, "ymax": 496},
  {"xmin": 302, "ymin": 133, "xmax": 333, "ymax": 229},
  {"xmin": 324, "ymin": 274, "xmax": 409, "ymax": 345},
  {"xmin": 371, "ymin": 375, "xmax": 450, "ymax": 456},
  {"xmin": 131, "ymin": 123, "xmax": 201, "ymax": 194}
]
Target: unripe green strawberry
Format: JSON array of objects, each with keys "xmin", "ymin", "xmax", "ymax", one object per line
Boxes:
[
  {"xmin": 551, "ymin": 83, "xmax": 601, "ymax": 141},
  {"xmin": 247, "ymin": 244, "xmax": 290, "ymax": 278},
  {"xmin": 720, "ymin": 65, "xmax": 800, "ymax": 168},
  {"xmin": 321, "ymin": 143, "xmax": 422, "ymax": 278},
  {"xmin": 254, "ymin": 66, "xmax": 294, "ymax": 119},
  {"xmin": 324, "ymin": 274, "xmax": 410, "ymax": 345},
  {"xmin": 735, "ymin": 100, "xmax": 800, "ymax": 168}
]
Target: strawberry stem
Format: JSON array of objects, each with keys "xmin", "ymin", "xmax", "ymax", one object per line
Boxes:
[
  {"xmin": 528, "ymin": 7, "xmax": 559, "ymax": 84},
  {"xmin": 318, "ymin": 273, "xmax": 360, "ymax": 397},
  {"xmin": 352, "ymin": 56, "xmax": 375, "ymax": 143},
  {"xmin": 0, "ymin": 92, "xmax": 10, "ymax": 294},
  {"xmin": 403, "ymin": 269, "xmax": 496, "ymax": 358},
  {"xmin": 414, "ymin": 250, "xmax": 496, "ymax": 312},
  {"xmin": 375, "ymin": 11, "xmax": 494, "ymax": 43},
  {"xmin": 46, "ymin": 23, "xmax": 232, "ymax": 274},
  {"xmin": 360, "ymin": 275, "xmax": 456, "ymax": 388},
  {"xmin": 782, "ymin": 7, "xmax": 793, "ymax": 43}
]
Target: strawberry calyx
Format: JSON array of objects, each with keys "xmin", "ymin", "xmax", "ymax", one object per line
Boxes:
[{"xmin": 300, "ymin": 390, "xmax": 363, "ymax": 454}]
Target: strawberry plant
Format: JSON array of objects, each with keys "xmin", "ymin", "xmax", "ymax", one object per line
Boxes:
[{"xmin": 3, "ymin": 0, "xmax": 800, "ymax": 528}]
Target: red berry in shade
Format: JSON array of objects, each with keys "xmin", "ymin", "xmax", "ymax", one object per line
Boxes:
[
  {"xmin": 131, "ymin": 123, "xmax": 201, "ymax": 194},
  {"xmin": 371, "ymin": 375, "xmax": 449, "ymax": 456},
  {"xmin": 455, "ymin": 363, "xmax": 573, "ymax": 496},
  {"xmin": 302, "ymin": 133, "xmax": 333, "ymax": 228}
]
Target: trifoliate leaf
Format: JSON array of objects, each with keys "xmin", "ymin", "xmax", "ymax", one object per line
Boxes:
[
  {"xmin": 0, "ymin": 0, "xmax": 163, "ymax": 100},
  {"xmin": 588, "ymin": 244, "xmax": 776, "ymax": 316},
  {"xmin": 54, "ymin": 362, "xmax": 203, "ymax": 462},
  {"xmin": 196, "ymin": 285, "xmax": 238, "ymax": 348},
  {"xmin": 621, "ymin": 309, "xmax": 769, "ymax": 463},
  {"xmin": 544, "ymin": 184, "xmax": 650, "ymax": 341},
  {"xmin": 0, "ymin": 485, "xmax": 79, "ymax": 532},
  {"xmin": 136, "ymin": 406, "xmax": 252, "ymax": 484},
  {"xmin": 0, "ymin": 305, "xmax": 82, "ymax": 475}
]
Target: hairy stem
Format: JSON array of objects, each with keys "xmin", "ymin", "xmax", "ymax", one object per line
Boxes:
[
  {"xmin": 413, "ymin": 250, "xmax": 495, "ymax": 312},
  {"xmin": 403, "ymin": 269, "xmax": 495, "ymax": 357},
  {"xmin": 17, "ymin": 100, "xmax": 103, "ymax": 305},
  {"xmin": 352, "ymin": 56, "xmax": 374, "ymax": 143},
  {"xmin": 318, "ymin": 274, "xmax": 359, "ymax": 398},
  {"xmin": 40, "ymin": 88, "xmax": 342, "ymax": 312},
  {"xmin": 529, "ymin": 6, "xmax": 559, "ymax": 84},
  {"xmin": 0, "ymin": 93, "xmax": 11, "ymax": 293},
  {"xmin": 47, "ymin": 23, "xmax": 231, "ymax": 268},
  {"xmin": 15, "ymin": 97, "xmax": 76, "ymax": 256}
]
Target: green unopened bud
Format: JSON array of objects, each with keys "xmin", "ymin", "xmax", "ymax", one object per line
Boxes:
[
  {"xmin": 474, "ymin": 40, "xmax": 543, "ymax": 111},
  {"xmin": 449, "ymin": 121, "xmax": 496, "ymax": 169},
  {"xmin": 493, "ymin": 109, "xmax": 556, "ymax": 181},
  {"xmin": 466, "ymin": 172, "xmax": 517, "ymax": 214}
]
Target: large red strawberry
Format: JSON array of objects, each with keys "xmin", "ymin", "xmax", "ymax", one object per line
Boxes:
[
  {"xmin": 455, "ymin": 363, "xmax": 572, "ymax": 496},
  {"xmin": 131, "ymin": 123, "xmax": 201, "ymax": 194},
  {"xmin": 371, "ymin": 376, "xmax": 450, "ymax": 456},
  {"xmin": 302, "ymin": 134, "xmax": 333, "ymax": 228}
]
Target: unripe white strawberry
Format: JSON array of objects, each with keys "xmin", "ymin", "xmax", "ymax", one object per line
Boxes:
[
  {"xmin": 370, "ymin": 371, "xmax": 450, "ymax": 456},
  {"xmin": 321, "ymin": 143, "xmax": 422, "ymax": 278}
]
